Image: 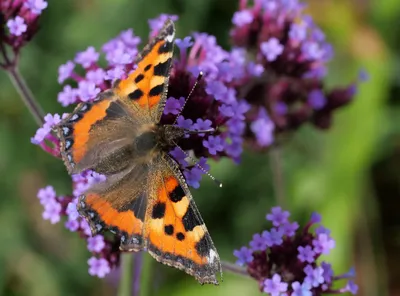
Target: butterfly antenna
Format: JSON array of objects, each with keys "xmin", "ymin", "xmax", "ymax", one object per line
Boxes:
[
  {"xmin": 173, "ymin": 72, "xmax": 204, "ymax": 125},
  {"xmin": 175, "ymin": 144, "xmax": 222, "ymax": 188}
]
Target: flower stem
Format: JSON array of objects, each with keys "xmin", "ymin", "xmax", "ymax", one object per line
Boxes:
[
  {"xmin": 6, "ymin": 66, "xmax": 45, "ymax": 126},
  {"xmin": 118, "ymin": 253, "xmax": 133, "ymax": 296},
  {"xmin": 221, "ymin": 260, "xmax": 250, "ymax": 277},
  {"xmin": 132, "ymin": 252, "xmax": 143, "ymax": 296},
  {"xmin": 269, "ymin": 146, "xmax": 286, "ymax": 207}
]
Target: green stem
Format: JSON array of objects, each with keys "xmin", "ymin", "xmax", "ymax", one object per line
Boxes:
[
  {"xmin": 6, "ymin": 67, "xmax": 45, "ymax": 126},
  {"xmin": 269, "ymin": 146, "xmax": 286, "ymax": 207},
  {"xmin": 118, "ymin": 253, "xmax": 133, "ymax": 296}
]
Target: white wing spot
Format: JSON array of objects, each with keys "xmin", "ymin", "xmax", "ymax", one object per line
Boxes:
[
  {"xmin": 165, "ymin": 33, "xmax": 174, "ymax": 43},
  {"xmin": 209, "ymin": 249, "xmax": 217, "ymax": 263}
]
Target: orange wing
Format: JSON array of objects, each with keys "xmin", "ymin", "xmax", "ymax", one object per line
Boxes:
[
  {"xmin": 114, "ymin": 19, "xmax": 175, "ymax": 123},
  {"xmin": 78, "ymin": 163, "xmax": 149, "ymax": 250},
  {"xmin": 56, "ymin": 91, "xmax": 141, "ymax": 175},
  {"xmin": 133, "ymin": 154, "xmax": 221, "ymax": 285}
]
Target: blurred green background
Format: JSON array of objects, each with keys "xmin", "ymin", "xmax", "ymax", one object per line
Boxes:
[{"xmin": 0, "ymin": 0, "xmax": 399, "ymax": 295}]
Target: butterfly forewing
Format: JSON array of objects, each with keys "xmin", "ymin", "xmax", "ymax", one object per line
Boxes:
[
  {"xmin": 114, "ymin": 19, "xmax": 175, "ymax": 123},
  {"xmin": 57, "ymin": 91, "xmax": 142, "ymax": 174}
]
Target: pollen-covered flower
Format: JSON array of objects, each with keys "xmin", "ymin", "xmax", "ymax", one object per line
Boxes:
[
  {"xmin": 230, "ymin": 0, "xmax": 364, "ymax": 149},
  {"xmin": 234, "ymin": 207, "xmax": 358, "ymax": 295}
]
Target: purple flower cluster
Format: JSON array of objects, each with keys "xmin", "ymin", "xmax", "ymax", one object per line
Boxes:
[
  {"xmin": 0, "ymin": 0, "xmax": 47, "ymax": 68},
  {"xmin": 230, "ymin": 0, "xmax": 364, "ymax": 149},
  {"xmin": 36, "ymin": 171, "xmax": 120, "ymax": 278},
  {"xmin": 234, "ymin": 207, "xmax": 358, "ymax": 295}
]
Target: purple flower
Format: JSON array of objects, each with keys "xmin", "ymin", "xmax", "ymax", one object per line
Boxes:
[
  {"xmin": 193, "ymin": 118, "xmax": 213, "ymax": 135},
  {"xmin": 31, "ymin": 113, "xmax": 62, "ymax": 144},
  {"xmin": 24, "ymin": 0, "xmax": 48, "ymax": 14},
  {"xmin": 80, "ymin": 220, "xmax": 92, "ymax": 237},
  {"xmin": 232, "ymin": 10, "xmax": 253, "ymax": 27},
  {"xmin": 7, "ymin": 16, "xmax": 27, "ymax": 36},
  {"xmin": 87, "ymin": 235, "xmax": 106, "ymax": 253},
  {"xmin": 87, "ymin": 171, "xmax": 106, "ymax": 186},
  {"xmin": 310, "ymin": 212, "xmax": 322, "ymax": 223},
  {"xmin": 263, "ymin": 228, "xmax": 284, "ymax": 246},
  {"xmin": 169, "ymin": 147, "xmax": 188, "ymax": 167},
  {"xmin": 75, "ymin": 46, "xmax": 100, "ymax": 68},
  {"xmin": 58, "ymin": 61, "xmax": 75, "ymax": 84},
  {"xmin": 321, "ymin": 262, "xmax": 334, "ymax": 283},
  {"xmin": 105, "ymin": 66, "xmax": 125, "ymax": 81},
  {"xmin": 344, "ymin": 280, "xmax": 358, "ymax": 295},
  {"xmin": 291, "ymin": 281, "xmax": 312, "ymax": 296},
  {"xmin": 249, "ymin": 233, "xmax": 267, "ymax": 251},
  {"xmin": 203, "ymin": 136, "xmax": 224, "ymax": 155},
  {"xmin": 261, "ymin": 38, "xmax": 284, "ymax": 62},
  {"xmin": 42, "ymin": 200, "xmax": 62, "ymax": 224},
  {"xmin": 312, "ymin": 233, "xmax": 335, "ymax": 255},
  {"xmin": 304, "ymin": 265, "xmax": 325, "ymax": 287},
  {"xmin": 164, "ymin": 97, "xmax": 184, "ymax": 115},
  {"xmin": 308, "ymin": 90, "xmax": 326, "ymax": 110},
  {"xmin": 233, "ymin": 246, "xmax": 253, "ymax": 266},
  {"xmin": 66, "ymin": 200, "xmax": 79, "ymax": 220},
  {"xmin": 205, "ymin": 80, "xmax": 228, "ymax": 101},
  {"xmin": 86, "ymin": 69, "xmax": 106, "ymax": 85},
  {"xmin": 251, "ymin": 108, "xmax": 274, "ymax": 147},
  {"xmin": 279, "ymin": 221, "xmax": 299, "ymax": 237},
  {"xmin": 176, "ymin": 37, "xmax": 193, "ymax": 52},
  {"xmin": 57, "ymin": 85, "xmax": 78, "ymax": 106},
  {"xmin": 65, "ymin": 219, "xmax": 80, "ymax": 232},
  {"xmin": 289, "ymin": 22, "xmax": 308, "ymax": 43},
  {"xmin": 176, "ymin": 116, "xmax": 193, "ymax": 130},
  {"xmin": 184, "ymin": 167, "xmax": 203, "ymax": 189},
  {"xmin": 37, "ymin": 186, "xmax": 56, "ymax": 205},
  {"xmin": 297, "ymin": 245, "xmax": 315, "ymax": 263},
  {"xmin": 88, "ymin": 257, "xmax": 111, "ymax": 278},
  {"xmin": 315, "ymin": 225, "xmax": 331, "ymax": 236},
  {"xmin": 263, "ymin": 274, "xmax": 288, "ymax": 296},
  {"xmin": 266, "ymin": 206, "xmax": 290, "ymax": 227},
  {"xmin": 77, "ymin": 81, "xmax": 101, "ymax": 101},
  {"xmin": 301, "ymin": 41, "xmax": 324, "ymax": 61}
]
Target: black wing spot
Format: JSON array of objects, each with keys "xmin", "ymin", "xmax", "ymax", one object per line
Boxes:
[
  {"xmin": 195, "ymin": 234, "xmax": 212, "ymax": 257},
  {"xmin": 164, "ymin": 224, "xmax": 174, "ymax": 235},
  {"xmin": 134, "ymin": 74, "xmax": 145, "ymax": 84},
  {"xmin": 182, "ymin": 203, "xmax": 203, "ymax": 231},
  {"xmin": 149, "ymin": 84, "xmax": 163, "ymax": 97},
  {"xmin": 128, "ymin": 89, "xmax": 144, "ymax": 101},
  {"xmin": 176, "ymin": 232, "xmax": 185, "ymax": 241},
  {"xmin": 152, "ymin": 202, "xmax": 166, "ymax": 219},
  {"xmin": 169, "ymin": 185, "xmax": 185, "ymax": 203},
  {"xmin": 144, "ymin": 64, "xmax": 152, "ymax": 72},
  {"xmin": 158, "ymin": 41, "xmax": 173, "ymax": 54},
  {"xmin": 153, "ymin": 58, "xmax": 171, "ymax": 77}
]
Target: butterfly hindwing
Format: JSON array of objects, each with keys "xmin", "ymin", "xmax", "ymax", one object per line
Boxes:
[
  {"xmin": 114, "ymin": 19, "xmax": 175, "ymax": 123},
  {"xmin": 78, "ymin": 163, "xmax": 149, "ymax": 250},
  {"xmin": 140, "ymin": 154, "xmax": 221, "ymax": 284}
]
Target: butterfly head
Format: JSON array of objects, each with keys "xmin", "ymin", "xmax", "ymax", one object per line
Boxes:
[{"xmin": 154, "ymin": 124, "xmax": 215, "ymax": 152}]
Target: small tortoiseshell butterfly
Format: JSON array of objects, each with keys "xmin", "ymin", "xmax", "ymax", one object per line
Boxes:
[{"xmin": 56, "ymin": 20, "xmax": 222, "ymax": 284}]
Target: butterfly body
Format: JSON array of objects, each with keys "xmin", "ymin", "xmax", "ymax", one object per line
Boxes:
[{"xmin": 56, "ymin": 20, "xmax": 221, "ymax": 284}]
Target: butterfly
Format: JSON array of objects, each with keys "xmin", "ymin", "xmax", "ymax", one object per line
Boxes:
[{"xmin": 56, "ymin": 20, "xmax": 222, "ymax": 284}]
